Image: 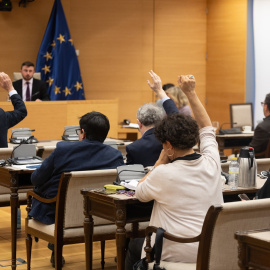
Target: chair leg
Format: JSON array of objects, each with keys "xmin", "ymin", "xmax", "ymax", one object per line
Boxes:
[
  {"xmin": 101, "ymin": 240, "xmax": 105, "ymax": 269},
  {"xmin": 26, "ymin": 234, "xmax": 32, "ymax": 270},
  {"xmin": 55, "ymin": 243, "xmax": 64, "ymax": 270}
]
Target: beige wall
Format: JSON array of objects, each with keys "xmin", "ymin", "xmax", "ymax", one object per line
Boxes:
[{"xmin": 0, "ymin": 0, "xmax": 246, "ymax": 125}]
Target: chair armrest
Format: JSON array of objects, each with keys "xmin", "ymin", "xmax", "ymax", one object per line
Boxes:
[
  {"xmin": 27, "ymin": 190, "xmax": 57, "ymax": 204},
  {"xmin": 144, "ymin": 226, "xmax": 201, "ymax": 263}
]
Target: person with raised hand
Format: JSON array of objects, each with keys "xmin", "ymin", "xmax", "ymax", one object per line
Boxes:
[
  {"xmin": 0, "ymin": 72, "xmax": 27, "ymax": 148},
  {"xmin": 125, "ymin": 71, "xmax": 222, "ymax": 269}
]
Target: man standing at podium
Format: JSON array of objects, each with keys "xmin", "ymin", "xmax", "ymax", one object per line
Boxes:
[
  {"xmin": 0, "ymin": 72, "xmax": 27, "ymax": 148},
  {"xmin": 13, "ymin": 61, "xmax": 50, "ymax": 101}
]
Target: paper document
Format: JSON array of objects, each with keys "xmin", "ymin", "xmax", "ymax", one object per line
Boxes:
[
  {"xmin": 120, "ymin": 180, "xmax": 139, "ymax": 190},
  {"xmin": 122, "ymin": 123, "xmax": 139, "ymax": 129}
]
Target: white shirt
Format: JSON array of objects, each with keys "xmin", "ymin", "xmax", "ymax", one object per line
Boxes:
[
  {"xmin": 22, "ymin": 78, "xmax": 33, "ymax": 101},
  {"xmin": 136, "ymin": 126, "xmax": 223, "ymax": 263}
]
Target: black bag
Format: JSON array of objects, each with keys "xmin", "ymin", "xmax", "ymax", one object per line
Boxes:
[{"xmin": 133, "ymin": 227, "xmax": 166, "ymax": 270}]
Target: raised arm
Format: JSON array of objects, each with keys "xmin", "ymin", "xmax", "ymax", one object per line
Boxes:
[
  {"xmin": 178, "ymin": 75, "xmax": 211, "ymax": 129},
  {"xmin": 147, "ymin": 70, "xmax": 178, "ymax": 114}
]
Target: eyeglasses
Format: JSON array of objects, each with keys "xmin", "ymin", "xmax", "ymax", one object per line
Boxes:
[
  {"xmin": 261, "ymin": 102, "xmax": 265, "ymax": 107},
  {"xmin": 75, "ymin": 128, "xmax": 82, "ymax": 135}
]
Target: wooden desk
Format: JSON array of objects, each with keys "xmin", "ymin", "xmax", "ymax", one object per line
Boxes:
[
  {"xmin": 235, "ymin": 229, "xmax": 270, "ymax": 270},
  {"xmin": 0, "ymin": 166, "xmax": 33, "ymax": 270},
  {"xmin": 81, "ymin": 190, "xmax": 151, "ymax": 270},
  {"xmin": 216, "ymin": 133, "xmax": 253, "ymax": 160},
  {"xmin": 118, "ymin": 126, "xmax": 141, "ymax": 141}
]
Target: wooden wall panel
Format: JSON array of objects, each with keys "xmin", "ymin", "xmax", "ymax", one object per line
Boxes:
[
  {"xmin": 154, "ymin": 0, "xmax": 207, "ymax": 103},
  {"xmin": 206, "ymin": 0, "xmax": 247, "ymax": 126},
  {"xmin": 0, "ymin": 0, "xmax": 247, "ymax": 131}
]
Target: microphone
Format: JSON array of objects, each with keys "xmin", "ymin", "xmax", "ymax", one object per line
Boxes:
[
  {"xmin": 219, "ymin": 122, "xmax": 242, "ymax": 135},
  {"xmin": 10, "ymin": 129, "xmax": 36, "ymax": 144},
  {"xmin": 8, "ymin": 136, "xmax": 35, "ymax": 164},
  {"xmin": 219, "ymin": 122, "xmax": 237, "ymax": 130},
  {"xmin": 11, "ymin": 129, "xmax": 35, "ymax": 139}
]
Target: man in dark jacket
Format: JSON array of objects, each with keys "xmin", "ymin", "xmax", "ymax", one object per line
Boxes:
[
  {"xmin": 126, "ymin": 103, "xmax": 164, "ymax": 167},
  {"xmin": 0, "ymin": 72, "xmax": 27, "ymax": 148},
  {"xmin": 250, "ymin": 93, "xmax": 270, "ymax": 155},
  {"xmin": 13, "ymin": 61, "xmax": 50, "ymax": 101}
]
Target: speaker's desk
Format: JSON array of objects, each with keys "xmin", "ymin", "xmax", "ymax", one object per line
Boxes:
[{"xmin": 0, "ymin": 99, "xmax": 119, "ymax": 141}]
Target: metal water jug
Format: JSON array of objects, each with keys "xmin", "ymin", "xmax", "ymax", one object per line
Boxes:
[{"xmin": 238, "ymin": 146, "xmax": 257, "ymax": 188}]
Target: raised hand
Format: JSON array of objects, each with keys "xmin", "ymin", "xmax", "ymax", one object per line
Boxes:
[
  {"xmin": 0, "ymin": 72, "xmax": 13, "ymax": 92},
  {"xmin": 178, "ymin": 75, "xmax": 196, "ymax": 96},
  {"xmin": 147, "ymin": 70, "xmax": 167, "ymax": 99}
]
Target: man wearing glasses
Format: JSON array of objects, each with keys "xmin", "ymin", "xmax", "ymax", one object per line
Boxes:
[
  {"xmin": 250, "ymin": 93, "xmax": 270, "ymax": 155},
  {"xmin": 28, "ymin": 111, "xmax": 124, "ymax": 267}
]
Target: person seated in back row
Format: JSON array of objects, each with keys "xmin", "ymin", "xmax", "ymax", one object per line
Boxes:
[
  {"xmin": 29, "ymin": 111, "xmax": 124, "ymax": 267},
  {"xmin": 126, "ymin": 103, "xmax": 164, "ymax": 167}
]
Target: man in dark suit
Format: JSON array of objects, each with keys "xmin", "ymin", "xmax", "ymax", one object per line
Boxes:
[
  {"xmin": 0, "ymin": 72, "xmax": 27, "ymax": 148},
  {"xmin": 29, "ymin": 111, "xmax": 124, "ymax": 267},
  {"xmin": 12, "ymin": 61, "xmax": 50, "ymax": 101},
  {"xmin": 126, "ymin": 103, "xmax": 164, "ymax": 167},
  {"xmin": 250, "ymin": 93, "xmax": 270, "ymax": 156}
]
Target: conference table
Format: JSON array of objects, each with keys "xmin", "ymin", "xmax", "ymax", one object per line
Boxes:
[
  {"xmin": 0, "ymin": 166, "xmax": 33, "ymax": 270},
  {"xmin": 158, "ymin": 133, "xmax": 254, "ymax": 161},
  {"xmin": 81, "ymin": 176, "xmax": 266, "ymax": 270},
  {"xmin": 216, "ymin": 133, "xmax": 254, "ymax": 160},
  {"xmin": 235, "ymin": 229, "xmax": 270, "ymax": 270},
  {"xmin": 0, "ymin": 138, "xmax": 131, "ymax": 270}
]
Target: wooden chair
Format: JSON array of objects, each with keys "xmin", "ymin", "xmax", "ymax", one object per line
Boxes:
[
  {"xmin": 25, "ymin": 169, "xmax": 147, "ymax": 269},
  {"xmin": 221, "ymin": 157, "xmax": 270, "ymax": 173},
  {"xmin": 255, "ymin": 138, "xmax": 270, "ymax": 159},
  {"xmin": 230, "ymin": 103, "xmax": 254, "ymax": 130},
  {"xmin": 144, "ymin": 198, "xmax": 270, "ymax": 270}
]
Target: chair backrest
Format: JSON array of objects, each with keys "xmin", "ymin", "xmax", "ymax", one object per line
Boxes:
[
  {"xmin": 55, "ymin": 169, "xmax": 118, "ymax": 231},
  {"xmin": 197, "ymin": 199, "xmax": 270, "ymax": 269},
  {"xmin": 255, "ymin": 138, "xmax": 270, "ymax": 159},
  {"xmin": 230, "ymin": 103, "xmax": 254, "ymax": 130},
  {"xmin": 13, "ymin": 72, "xmax": 41, "ymax": 81}
]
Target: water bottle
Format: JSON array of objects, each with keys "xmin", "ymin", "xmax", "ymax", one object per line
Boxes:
[{"xmin": 228, "ymin": 157, "xmax": 239, "ymax": 190}]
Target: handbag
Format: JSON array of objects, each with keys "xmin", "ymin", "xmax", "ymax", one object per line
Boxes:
[{"xmin": 133, "ymin": 227, "xmax": 166, "ymax": 270}]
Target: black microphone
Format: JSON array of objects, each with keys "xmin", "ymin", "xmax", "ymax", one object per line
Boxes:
[
  {"xmin": 8, "ymin": 136, "xmax": 35, "ymax": 164},
  {"xmin": 219, "ymin": 122, "xmax": 237, "ymax": 130}
]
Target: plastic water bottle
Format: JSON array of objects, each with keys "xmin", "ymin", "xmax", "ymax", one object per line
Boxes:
[{"xmin": 228, "ymin": 157, "xmax": 239, "ymax": 190}]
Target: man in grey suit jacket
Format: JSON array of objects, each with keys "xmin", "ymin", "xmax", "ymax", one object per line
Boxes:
[
  {"xmin": 0, "ymin": 72, "xmax": 27, "ymax": 147},
  {"xmin": 12, "ymin": 61, "xmax": 50, "ymax": 101}
]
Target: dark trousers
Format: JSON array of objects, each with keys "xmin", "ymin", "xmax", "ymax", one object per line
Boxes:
[{"xmin": 125, "ymin": 237, "xmax": 144, "ymax": 270}]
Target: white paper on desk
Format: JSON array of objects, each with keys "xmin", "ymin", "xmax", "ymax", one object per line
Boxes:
[
  {"xmin": 120, "ymin": 180, "xmax": 139, "ymax": 190},
  {"xmin": 122, "ymin": 123, "xmax": 139, "ymax": 129},
  {"xmin": 11, "ymin": 164, "xmax": 41, "ymax": 170}
]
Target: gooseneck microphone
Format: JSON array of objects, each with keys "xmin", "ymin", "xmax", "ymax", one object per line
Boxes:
[
  {"xmin": 11, "ymin": 129, "xmax": 35, "ymax": 139},
  {"xmin": 9, "ymin": 136, "xmax": 35, "ymax": 160}
]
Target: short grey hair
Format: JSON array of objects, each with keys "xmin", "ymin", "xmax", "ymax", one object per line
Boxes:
[{"xmin": 137, "ymin": 103, "xmax": 164, "ymax": 127}]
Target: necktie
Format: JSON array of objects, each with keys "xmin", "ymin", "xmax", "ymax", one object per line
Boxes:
[{"xmin": 26, "ymin": 82, "xmax": 30, "ymax": 101}]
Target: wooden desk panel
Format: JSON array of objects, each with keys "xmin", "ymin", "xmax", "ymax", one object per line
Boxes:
[{"xmin": 0, "ymin": 100, "xmax": 118, "ymax": 141}]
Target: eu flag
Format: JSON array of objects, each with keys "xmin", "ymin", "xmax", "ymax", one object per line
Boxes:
[{"xmin": 36, "ymin": 0, "xmax": 85, "ymax": 100}]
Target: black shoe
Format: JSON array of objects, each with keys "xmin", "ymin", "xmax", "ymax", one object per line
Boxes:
[{"xmin": 50, "ymin": 252, "xmax": 65, "ymax": 268}]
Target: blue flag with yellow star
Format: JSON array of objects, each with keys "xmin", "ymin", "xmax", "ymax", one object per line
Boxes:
[{"xmin": 36, "ymin": 0, "xmax": 84, "ymax": 100}]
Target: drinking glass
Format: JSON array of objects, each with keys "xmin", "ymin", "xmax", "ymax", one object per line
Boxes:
[{"xmin": 212, "ymin": 121, "xmax": 219, "ymax": 133}]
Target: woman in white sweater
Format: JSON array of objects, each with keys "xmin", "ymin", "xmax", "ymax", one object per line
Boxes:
[{"xmin": 125, "ymin": 71, "xmax": 223, "ymax": 269}]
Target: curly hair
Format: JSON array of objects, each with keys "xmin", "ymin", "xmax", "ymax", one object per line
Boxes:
[
  {"xmin": 165, "ymin": 86, "xmax": 189, "ymax": 109},
  {"xmin": 154, "ymin": 113, "xmax": 199, "ymax": 149},
  {"xmin": 137, "ymin": 103, "xmax": 164, "ymax": 127}
]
